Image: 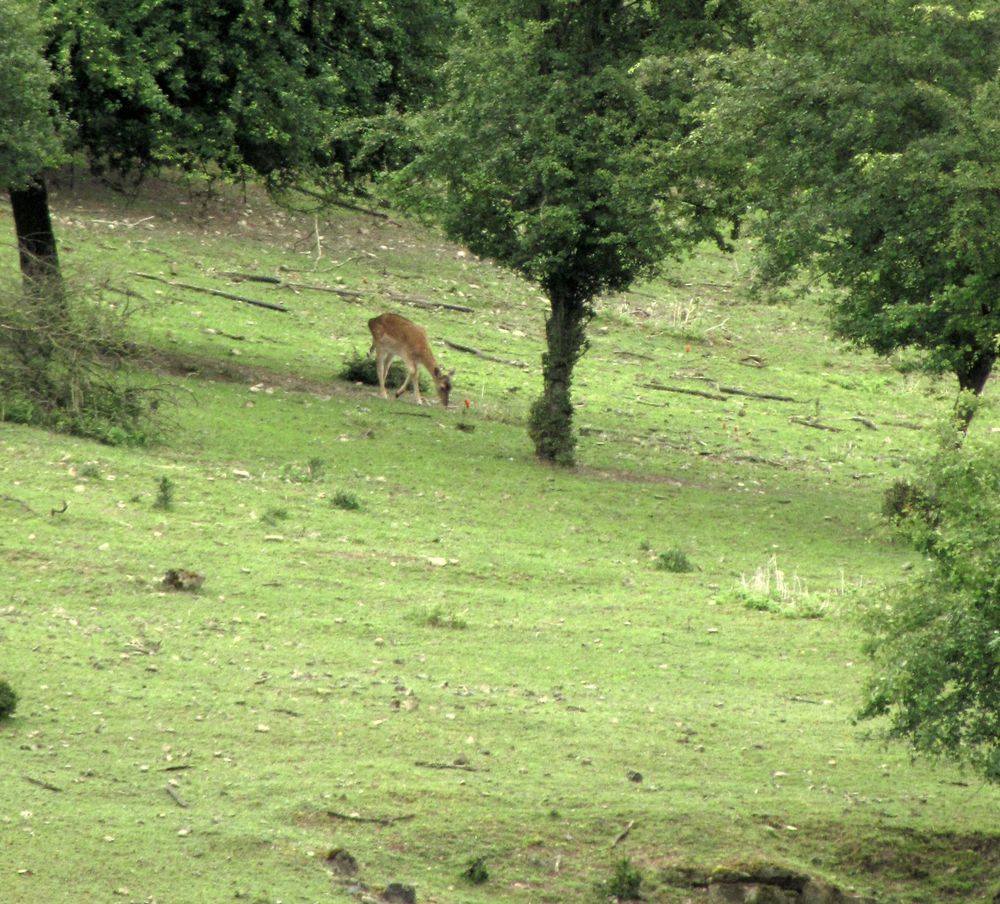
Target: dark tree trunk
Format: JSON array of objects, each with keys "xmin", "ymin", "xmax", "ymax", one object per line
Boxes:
[
  {"xmin": 953, "ymin": 350, "xmax": 995, "ymax": 432},
  {"xmin": 9, "ymin": 176, "xmax": 62, "ymax": 295},
  {"xmin": 529, "ymin": 291, "xmax": 590, "ymax": 466},
  {"xmin": 957, "ymin": 352, "xmax": 994, "ymax": 397}
]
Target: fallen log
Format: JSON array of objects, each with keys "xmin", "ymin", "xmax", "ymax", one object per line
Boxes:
[
  {"xmin": 789, "ymin": 415, "xmax": 841, "ymax": 432},
  {"xmin": 131, "ymin": 272, "xmax": 289, "ymax": 313},
  {"xmin": 643, "ymin": 382, "xmax": 727, "ymax": 401},
  {"xmin": 442, "ymin": 339, "xmax": 529, "ymax": 369}
]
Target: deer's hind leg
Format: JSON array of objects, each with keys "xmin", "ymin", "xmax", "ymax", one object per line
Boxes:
[{"xmin": 375, "ymin": 350, "xmax": 393, "ymax": 399}]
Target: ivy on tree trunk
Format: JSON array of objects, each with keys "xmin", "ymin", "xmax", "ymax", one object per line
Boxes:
[{"xmin": 529, "ymin": 293, "xmax": 590, "ymax": 466}]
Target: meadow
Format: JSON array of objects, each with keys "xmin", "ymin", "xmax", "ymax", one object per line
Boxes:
[{"xmin": 1, "ymin": 173, "xmax": 998, "ymax": 904}]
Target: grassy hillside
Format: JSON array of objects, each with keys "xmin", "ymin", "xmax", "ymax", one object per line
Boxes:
[{"xmin": 1, "ymin": 172, "xmax": 998, "ymax": 904}]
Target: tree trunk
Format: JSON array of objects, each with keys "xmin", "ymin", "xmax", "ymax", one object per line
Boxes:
[
  {"xmin": 954, "ymin": 350, "xmax": 995, "ymax": 431},
  {"xmin": 9, "ymin": 176, "xmax": 62, "ymax": 295},
  {"xmin": 528, "ymin": 291, "xmax": 590, "ymax": 466}
]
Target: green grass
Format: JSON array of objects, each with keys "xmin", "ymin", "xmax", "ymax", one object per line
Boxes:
[{"xmin": 1, "ymin": 173, "xmax": 998, "ymax": 904}]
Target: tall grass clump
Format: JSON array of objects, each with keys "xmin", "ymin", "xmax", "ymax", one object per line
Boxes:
[
  {"xmin": 0, "ymin": 277, "xmax": 157, "ymax": 445},
  {"xmin": 733, "ymin": 556, "xmax": 829, "ymax": 619}
]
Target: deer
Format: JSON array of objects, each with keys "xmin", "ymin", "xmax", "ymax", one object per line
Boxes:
[{"xmin": 367, "ymin": 312, "xmax": 453, "ymax": 407}]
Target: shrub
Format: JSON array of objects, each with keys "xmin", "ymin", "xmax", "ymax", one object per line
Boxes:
[
  {"xmin": 858, "ymin": 427, "xmax": 1000, "ymax": 782},
  {"xmin": 654, "ymin": 548, "xmax": 696, "ymax": 573},
  {"xmin": 0, "ymin": 679, "xmax": 18, "ymax": 720},
  {"xmin": 153, "ymin": 476, "xmax": 175, "ymax": 511},
  {"xmin": 340, "ymin": 350, "xmax": 427, "ymax": 393},
  {"xmin": 0, "ymin": 278, "xmax": 159, "ymax": 445},
  {"xmin": 461, "ymin": 856, "xmax": 489, "ymax": 885},
  {"xmin": 332, "ymin": 491, "xmax": 361, "ymax": 511},
  {"xmin": 597, "ymin": 858, "xmax": 643, "ymax": 901}
]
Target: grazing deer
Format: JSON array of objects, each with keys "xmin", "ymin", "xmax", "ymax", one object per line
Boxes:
[{"xmin": 368, "ymin": 312, "xmax": 453, "ymax": 407}]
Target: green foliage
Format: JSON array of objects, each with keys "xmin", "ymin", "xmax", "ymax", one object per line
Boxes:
[
  {"xmin": 403, "ymin": 0, "xmax": 747, "ymax": 464},
  {"xmin": 0, "ymin": 0, "xmax": 65, "ymax": 189},
  {"xmin": 0, "ymin": 280, "xmax": 156, "ymax": 445},
  {"xmin": 699, "ymin": 0, "xmax": 1000, "ymax": 399},
  {"xmin": 332, "ymin": 491, "xmax": 361, "ymax": 511},
  {"xmin": 0, "ymin": 679, "xmax": 18, "ymax": 720},
  {"xmin": 406, "ymin": 604, "xmax": 467, "ymax": 630},
  {"xmin": 859, "ymin": 429, "xmax": 1000, "ymax": 782},
  {"xmin": 654, "ymin": 548, "xmax": 696, "ymax": 573},
  {"xmin": 46, "ymin": 0, "xmax": 453, "ymax": 188},
  {"xmin": 460, "ymin": 856, "xmax": 489, "ymax": 885},
  {"xmin": 281, "ymin": 458, "xmax": 326, "ymax": 483},
  {"xmin": 152, "ymin": 476, "xmax": 175, "ymax": 511},
  {"xmin": 262, "ymin": 507, "xmax": 289, "ymax": 526},
  {"xmin": 340, "ymin": 350, "xmax": 427, "ymax": 393},
  {"xmin": 598, "ymin": 858, "xmax": 643, "ymax": 901}
]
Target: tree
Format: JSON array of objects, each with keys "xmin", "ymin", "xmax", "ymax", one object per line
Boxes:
[
  {"xmin": 404, "ymin": 0, "xmax": 746, "ymax": 465},
  {"xmin": 7, "ymin": 0, "xmax": 453, "ymax": 286},
  {"xmin": 859, "ymin": 426, "xmax": 1000, "ymax": 782},
  {"xmin": 1, "ymin": 0, "xmax": 65, "ymax": 291},
  {"xmin": 696, "ymin": 1, "xmax": 1000, "ymax": 422}
]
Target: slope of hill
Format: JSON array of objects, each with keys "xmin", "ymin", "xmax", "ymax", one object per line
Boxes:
[{"xmin": 1, "ymin": 173, "xmax": 997, "ymax": 904}]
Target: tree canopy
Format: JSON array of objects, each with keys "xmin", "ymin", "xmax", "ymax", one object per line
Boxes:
[
  {"xmin": 698, "ymin": 0, "xmax": 1000, "ymax": 403},
  {"xmin": 405, "ymin": 0, "xmax": 747, "ymax": 463},
  {"xmin": 0, "ymin": 0, "xmax": 63, "ymax": 191},
  {"xmin": 46, "ymin": 0, "xmax": 454, "ymax": 187}
]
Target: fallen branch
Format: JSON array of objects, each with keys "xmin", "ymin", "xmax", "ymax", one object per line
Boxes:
[
  {"xmin": 414, "ymin": 760, "xmax": 477, "ymax": 772},
  {"xmin": 2, "ymin": 495, "xmax": 37, "ymax": 515},
  {"xmin": 289, "ymin": 282, "xmax": 366, "ymax": 300},
  {"xmin": 848, "ymin": 415, "xmax": 878, "ymax": 430},
  {"xmin": 165, "ymin": 785, "xmax": 189, "ymax": 808},
  {"xmin": 385, "ymin": 290, "xmax": 474, "ymax": 314},
  {"xmin": 130, "ymin": 272, "xmax": 289, "ymax": 313},
  {"xmin": 789, "ymin": 415, "xmax": 841, "ymax": 433},
  {"xmin": 718, "ymin": 385, "xmax": 797, "ymax": 403},
  {"xmin": 290, "ymin": 185, "xmax": 403, "ymax": 225},
  {"xmin": 217, "ymin": 272, "xmax": 282, "ymax": 285},
  {"xmin": 50, "ymin": 501, "xmax": 68, "ymax": 516},
  {"xmin": 612, "ymin": 820, "xmax": 635, "ymax": 847},
  {"xmin": 643, "ymin": 382, "xmax": 727, "ymax": 401},
  {"xmin": 24, "ymin": 776, "xmax": 63, "ymax": 792},
  {"xmin": 442, "ymin": 339, "xmax": 529, "ymax": 369},
  {"xmin": 326, "ymin": 810, "xmax": 415, "ymax": 827}
]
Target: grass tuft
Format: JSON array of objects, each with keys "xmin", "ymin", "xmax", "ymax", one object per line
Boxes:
[
  {"xmin": 654, "ymin": 547, "xmax": 696, "ymax": 573},
  {"xmin": 0, "ymin": 679, "xmax": 18, "ymax": 720},
  {"xmin": 332, "ymin": 490, "xmax": 361, "ymax": 511}
]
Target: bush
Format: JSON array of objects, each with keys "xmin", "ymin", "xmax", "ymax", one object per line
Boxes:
[
  {"xmin": 332, "ymin": 491, "xmax": 361, "ymax": 511},
  {"xmin": 597, "ymin": 858, "xmax": 643, "ymax": 901},
  {"xmin": 654, "ymin": 548, "xmax": 696, "ymax": 573},
  {"xmin": 340, "ymin": 350, "xmax": 427, "ymax": 393},
  {"xmin": 0, "ymin": 278, "xmax": 158, "ymax": 445},
  {"xmin": 153, "ymin": 476, "xmax": 175, "ymax": 511},
  {"xmin": 858, "ymin": 427, "xmax": 1000, "ymax": 782},
  {"xmin": 0, "ymin": 679, "xmax": 18, "ymax": 720},
  {"xmin": 461, "ymin": 856, "xmax": 489, "ymax": 885}
]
